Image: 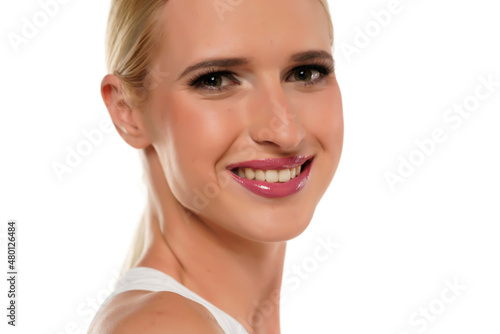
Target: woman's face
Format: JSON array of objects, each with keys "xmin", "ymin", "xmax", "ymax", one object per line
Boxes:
[{"xmin": 144, "ymin": 0, "xmax": 343, "ymax": 242}]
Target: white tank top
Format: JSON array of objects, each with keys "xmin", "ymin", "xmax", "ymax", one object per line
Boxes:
[{"xmin": 96, "ymin": 267, "xmax": 249, "ymax": 334}]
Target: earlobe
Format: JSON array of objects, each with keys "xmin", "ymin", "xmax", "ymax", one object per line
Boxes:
[{"xmin": 101, "ymin": 74, "xmax": 151, "ymax": 149}]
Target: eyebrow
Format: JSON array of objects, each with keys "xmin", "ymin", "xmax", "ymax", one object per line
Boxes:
[
  {"xmin": 177, "ymin": 49, "xmax": 334, "ymax": 80},
  {"xmin": 291, "ymin": 50, "xmax": 333, "ymax": 64}
]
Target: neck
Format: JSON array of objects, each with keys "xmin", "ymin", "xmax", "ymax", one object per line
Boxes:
[{"xmin": 135, "ymin": 146, "xmax": 285, "ymax": 333}]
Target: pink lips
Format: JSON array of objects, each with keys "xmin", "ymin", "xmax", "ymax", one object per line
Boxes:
[{"xmin": 227, "ymin": 155, "xmax": 314, "ymax": 198}]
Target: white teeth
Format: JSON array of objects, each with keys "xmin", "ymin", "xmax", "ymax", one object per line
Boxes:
[
  {"xmin": 235, "ymin": 165, "xmax": 303, "ymax": 183},
  {"xmin": 265, "ymin": 170, "xmax": 279, "ymax": 183},
  {"xmin": 238, "ymin": 169, "xmax": 245, "ymax": 177},
  {"xmin": 244, "ymin": 168, "xmax": 255, "ymax": 180},
  {"xmin": 278, "ymin": 169, "xmax": 291, "ymax": 182},
  {"xmin": 255, "ymin": 169, "xmax": 266, "ymax": 181}
]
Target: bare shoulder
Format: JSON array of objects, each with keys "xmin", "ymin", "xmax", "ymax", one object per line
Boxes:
[{"xmin": 89, "ymin": 290, "xmax": 224, "ymax": 334}]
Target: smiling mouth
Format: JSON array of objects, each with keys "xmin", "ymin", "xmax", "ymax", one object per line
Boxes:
[{"xmin": 230, "ymin": 158, "xmax": 313, "ymax": 183}]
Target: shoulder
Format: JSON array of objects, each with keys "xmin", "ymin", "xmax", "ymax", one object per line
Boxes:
[{"xmin": 89, "ymin": 290, "xmax": 224, "ymax": 334}]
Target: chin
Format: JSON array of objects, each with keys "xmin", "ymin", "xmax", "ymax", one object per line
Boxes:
[
  {"xmin": 218, "ymin": 200, "xmax": 318, "ymax": 244},
  {"xmin": 252, "ymin": 220, "xmax": 312, "ymax": 243}
]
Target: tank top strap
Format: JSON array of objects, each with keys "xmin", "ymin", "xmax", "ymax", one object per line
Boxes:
[{"xmin": 99, "ymin": 267, "xmax": 248, "ymax": 334}]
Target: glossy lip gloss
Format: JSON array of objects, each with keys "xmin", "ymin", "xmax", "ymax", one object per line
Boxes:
[{"xmin": 226, "ymin": 155, "xmax": 314, "ymax": 198}]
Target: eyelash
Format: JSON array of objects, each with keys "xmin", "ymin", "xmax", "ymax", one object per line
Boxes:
[{"xmin": 187, "ymin": 61, "xmax": 334, "ymax": 93}]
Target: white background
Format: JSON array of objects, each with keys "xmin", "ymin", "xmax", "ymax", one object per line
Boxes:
[{"xmin": 1, "ymin": 0, "xmax": 499, "ymax": 333}]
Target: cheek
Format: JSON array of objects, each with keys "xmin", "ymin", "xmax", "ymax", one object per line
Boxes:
[
  {"xmin": 167, "ymin": 97, "xmax": 241, "ymax": 159},
  {"xmin": 326, "ymin": 88, "xmax": 344, "ymax": 152},
  {"xmin": 151, "ymin": 94, "xmax": 241, "ymax": 206},
  {"xmin": 302, "ymin": 84, "xmax": 344, "ymax": 154}
]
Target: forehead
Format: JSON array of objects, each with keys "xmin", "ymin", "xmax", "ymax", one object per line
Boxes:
[{"xmin": 157, "ymin": 0, "xmax": 331, "ymax": 67}]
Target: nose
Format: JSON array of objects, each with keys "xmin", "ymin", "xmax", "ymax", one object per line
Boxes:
[{"xmin": 248, "ymin": 80, "xmax": 306, "ymax": 152}]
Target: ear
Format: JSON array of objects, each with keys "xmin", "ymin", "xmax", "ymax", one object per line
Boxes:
[{"xmin": 101, "ymin": 74, "xmax": 151, "ymax": 149}]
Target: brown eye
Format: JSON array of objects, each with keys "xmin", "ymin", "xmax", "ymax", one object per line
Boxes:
[
  {"xmin": 202, "ymin": 75, "xmax": 223, "ymax": 87},
  {"xmin": 286, "ymin": 64, "xmax": 333, "ymax": 86},
  {"xmin": 292, "ymin": 68, "xmax": 320, "ymax": 82},
  {"xmin": 189, "ymin": 70, "xmax": 240, "ymax": 93}
]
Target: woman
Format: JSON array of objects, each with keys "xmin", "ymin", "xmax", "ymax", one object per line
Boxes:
[{"xmin": 89, "ymin": 0, "xmax": 343, "ymax": 332}]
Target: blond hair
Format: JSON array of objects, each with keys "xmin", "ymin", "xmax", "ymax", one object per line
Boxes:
[{"xmin": 105, "ymin": 0, "xmax": 335, "ymax": 274}]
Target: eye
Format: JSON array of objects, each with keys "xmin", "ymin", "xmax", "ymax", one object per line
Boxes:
[
  {"xmin": 188, "ymin": 70, "xmax": 240, "ymax": 93},
  {"xmin": 292, "ymin": 68, "xmax": 321, "ymax": 82},
  {"xmin": 286, "ymin": 64, "xmax": 333, "ymax": 86},
  {"xmin": 200, "ymin": 74, "xmax": 224, "ymax": 87}
]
